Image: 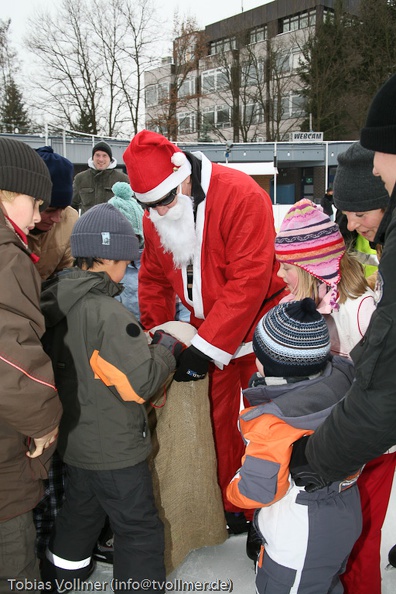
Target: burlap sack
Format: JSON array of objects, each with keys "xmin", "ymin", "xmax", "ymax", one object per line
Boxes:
[{"xmin": 147, "ymin": 374, "xmax": 228, "ymax": 574}]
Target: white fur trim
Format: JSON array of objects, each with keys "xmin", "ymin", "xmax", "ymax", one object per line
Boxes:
[
  {"xmin": 171, "ymin": 152, "xmax": 186, "ymax": 167},
  {"xmin": 133, "ymin": 159, "xmax": 191, "ymax": 203}
]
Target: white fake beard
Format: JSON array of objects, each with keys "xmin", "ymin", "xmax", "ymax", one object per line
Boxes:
[{"xmin": 149, "ymin": 193, "xmax": 196, "ymax": 268}]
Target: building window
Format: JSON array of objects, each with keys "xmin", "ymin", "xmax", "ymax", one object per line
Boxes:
[
  {"xmin": 249, "ymin": 25, "xmax": 267, "ymax": 44},
  {"xmin": 177, "ymin": 112, "xmax": 196, "ymax": 134},
  {"xmin": 201, "ymin": 68, "xmax": 229, "ymax": 94},
  {"xmin": 209, "ymin": 36, "xmax": 237, "ymax": 55},
  {"xmin": 202, "ymin": 105, "xmax": 231, "ymax": 129},
  {"xmin": 281, "ymin": 9, "xmax": 317, "ymax": 33},
  {"xmin": 280, "ymin": 92, "xmax": 306, "ymax": 119},
  {"xmin": 243, "ymin": 104, "xmax": 264, "ymax": 125},
  {"xmin": 145, "ymin": 85, "xmax": 158, "ymax": 107},
  {"xmin": 241, "ymin": 61, "xmax": 264, "ymax": 86},
  {"xmin": 178, "ymin": 77, "xmax": 195, "ymax": 99}
]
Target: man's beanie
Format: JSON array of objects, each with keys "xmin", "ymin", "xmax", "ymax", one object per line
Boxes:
[
  {"xmin": 108, "ymin": 182, "xmax": 144, "ymax": 248},
  {"xmin": 253, "ymin": 298, "xmax": 330, "ymax": 377},
  {"xmin": 275, "ymin": 198, "xmax": 346, "ymax": 288},
  {"xmin": 123, "ymin": 130, "xmax": 192, "ymax": 203},
  {"xmin": 71, "ymin": 203, "xmax": 140, "ymax": 261},
  {"xmin": 36, "ymin": 146, "xmax": 74, "ymax": 208},
  {"xmin": 361, "ymin": 72, "xmax": 396, "ymax": 154},
  {"xmin": 0, "ymin": 137, "xmax": 52, "ymax": 210},
  {"xmin": 92, "ymin": 141, "xmax": 112, "ymax": 160},
  {"xmin": 333, "ymin": 143, "xmax": 389, "ymax": 212}
]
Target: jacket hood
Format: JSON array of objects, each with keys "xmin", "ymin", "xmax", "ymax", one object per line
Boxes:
[{"xmin": 41, "ymin": 268, "xmax": 121, "ymax": 327}]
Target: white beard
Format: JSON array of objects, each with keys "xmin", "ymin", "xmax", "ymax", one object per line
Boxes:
[{"xmin": 149, "ymin": 193, "xmax": 196, "ymax": 268}]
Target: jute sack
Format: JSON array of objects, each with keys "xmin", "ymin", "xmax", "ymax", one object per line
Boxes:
[{"xmin": 147, "ymin": 322, "xmax": 228, "ymax": 574}]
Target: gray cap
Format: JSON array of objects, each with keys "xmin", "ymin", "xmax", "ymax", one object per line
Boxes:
[
  {"xmin": 0, "ymin": 137, "xmax": 52, "ymax": 210},
  {"xmin": 333, "ymin": 142, "xmax": 389, "ymax": 212},
  {"xmin": 71, "ymin": 203, "xmax": 140, "ymax": 261}
]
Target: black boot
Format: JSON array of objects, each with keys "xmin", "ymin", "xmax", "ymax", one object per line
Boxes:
[
  {"xmin": 246, "ymin": 521, "xmax": 262, "ymax": 562},
  {"xmin": 225, "ymin": 511, "xmax": 250, "ymax": 535},
  {"xmin": 388, "ymin": 544, "xmax": 396, "ymax": 568}
]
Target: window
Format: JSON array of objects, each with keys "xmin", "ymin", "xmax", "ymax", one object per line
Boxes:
[
  {"xmin": 178, "ymin": 77, "xmax": 195, "ymax": 98},
  {"xmin": 241, "ymin": 61, "xmax": 264, "ymax": 86},
  {"xmin": 158, "ymin": 82, "xmax": 169, "ymax": 102},
  {"xmin": 209, "ymin": 37, "xmax": 237, "ymax": 55},
  {"xmin": 145, "ymin": 85, "xmax": 158, "ymax": 107},
  {"xmin": 243, "ymin": 104, "xmax": 264, "ymax": 125},
  {"xmin": 177, "ymin": 112, "xmax": 196, "ymax": 134},
  {"xmin": 201, "ymin": 68, "xmax": 229, "ymax": 94},
  {"xmin": 279, "ymin": 92, "xmax": 306, "ymax": 119},
  {"xmin": 202, "ymin": 105, "xmax": 231, "ymax": 129},
  {"xmin": 281, "ymin": 9, "xmax": 317, "ymax": 33},
  {"xmin": 249, "ymin": 25, "xmax": 267, "ymax": 44}
]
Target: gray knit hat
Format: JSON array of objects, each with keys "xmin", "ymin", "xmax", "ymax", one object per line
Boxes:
[
  {"xmin": 0, "ymin": 137, "xmax": 52, "ymax": 210},
  {"xmin": 333, "ymin": 142, "xmax": 389, "ymax": 212},
  {"xmin": 71, "ymin": 203, "xmax": 140, "ymax": 261},
  {"xmin": 92, "ymin": 141, "xmax": 112, "ymax": 160}
]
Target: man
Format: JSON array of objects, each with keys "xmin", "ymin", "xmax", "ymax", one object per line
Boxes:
[
  {"xmin": 123, "ymin": 130, "xmax": 286, "ymax": 531},
  {"xmin": 290, "ymin": 74, "xmax": 396, "ymax": 489},
  {"xmin": 320, "ymin": 187, "xmax": 335, "ymax": 219},
  {"xmin": 72, "ymin": 140, "xmax": 129, "ymax": 214},
  {"xmin": 28, "ymin": 146, "xmax": 78, "ymax": 280}
]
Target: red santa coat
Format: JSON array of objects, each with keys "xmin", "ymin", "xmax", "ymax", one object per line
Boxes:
[
  {"xmin": 139, "ymin": 154, "xmax": 284, "ymax": 362},
  {"xmin": 138, "ymin": 153, "xmax": 286, "ymax": 513}
]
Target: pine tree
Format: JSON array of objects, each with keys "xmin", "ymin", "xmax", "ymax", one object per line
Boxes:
[{"xmin": 0, "ymin": 77, "xmax": 31, "ymax": 133}]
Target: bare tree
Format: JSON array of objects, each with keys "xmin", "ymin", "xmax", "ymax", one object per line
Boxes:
[{"xmin": 25, "ymin": 0, "xmax": 160, "ymax": 137}]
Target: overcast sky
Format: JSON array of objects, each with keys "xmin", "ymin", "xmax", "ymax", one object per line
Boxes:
[{"xmin": 5, "ymin": 0, "xmax": 272, "ymax": 52}]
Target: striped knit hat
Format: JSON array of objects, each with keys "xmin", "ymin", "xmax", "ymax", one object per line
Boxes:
[
  {"xmin": 275, "ymin": 199, "xmax": 345, "ymax": 306},
  {"xmin": 253, "ymin": 298, "xmax": 330, "ymax": 377}
]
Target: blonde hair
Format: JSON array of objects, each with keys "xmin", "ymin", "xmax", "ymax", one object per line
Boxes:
[
  {"xmin": 0, "ymin": 190, "xmax": 19, "ymax": 203},
  {"xmin": 293, "ymin": 251, "xmax": 369, "ymax": 305}
]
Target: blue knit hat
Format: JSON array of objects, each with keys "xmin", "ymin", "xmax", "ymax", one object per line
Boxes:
[
  {"xmin": 36, "ymin": 146, "xmax": 74, "ymax": 208},
  {"xmin": 253, "ymin": 298, "xmax": 330, "ymax": 377},
  {"xmin": 108, "ymin": 182, "xmax": 144, "ymax": 248}
]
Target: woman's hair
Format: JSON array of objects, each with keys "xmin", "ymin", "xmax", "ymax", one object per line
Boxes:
[
  {"xmin": 293, "ymin": 251, "xmax": 369, "ymax": 305},
  {"xmin": 0, "ymin": 190, "xmax": 19, "ymax": 202}
]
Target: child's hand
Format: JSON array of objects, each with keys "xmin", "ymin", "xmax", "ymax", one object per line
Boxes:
[{"xmin": 26, "ymin": 427, "xmax": 59, "ymax": 459}]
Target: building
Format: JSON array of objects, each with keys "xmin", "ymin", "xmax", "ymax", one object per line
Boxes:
[{"xmin": 144, "ymin": 0, "xmax": 361, "ymax": 144}]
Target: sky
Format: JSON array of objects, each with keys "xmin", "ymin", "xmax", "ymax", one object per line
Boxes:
[{"xmin": 4, "ymin": 0, "xmax": 272, "ymax": 53}]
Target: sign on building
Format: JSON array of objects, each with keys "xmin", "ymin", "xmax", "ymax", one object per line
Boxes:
[{"xmin": 291, "ymin": 131, "xmax": 324, "ymax": 142}]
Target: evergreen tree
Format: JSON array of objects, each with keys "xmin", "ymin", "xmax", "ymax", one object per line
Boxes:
[{"xmin": 0, "ymin": 77, "xmax": 31, "ymax": 133}]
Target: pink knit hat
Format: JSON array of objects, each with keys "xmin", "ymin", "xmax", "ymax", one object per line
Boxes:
[
  {"xmin": 123, "ymin": 130, "xmax": 192, "ymax": 203},
  {"xmin": 275, "ymin": 199, "xmax": 346, "ymax": 304}
]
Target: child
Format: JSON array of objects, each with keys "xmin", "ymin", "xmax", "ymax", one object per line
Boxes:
[
  {"xmin": 227, "ymin": 298, "xmax": 362, "ymax": 594},
  {"xmin": 275, "ymin": 198, "xmax": 375, "ymax": 358},
  {"xmin": 0, "ymin": 138, "xmax": 62, "ymax": 588},
  {"xmin": 40, "ymin": 203, "xmax": 183, "ymax": 593}
]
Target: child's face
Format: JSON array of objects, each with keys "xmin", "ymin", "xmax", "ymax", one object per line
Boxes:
[
  {"xmin": 105, "ymin": 260, "xmax": 130, "ymax": 283},
  {"xmin": 277, "ymin": 262, "xmax": 299, "ymax": 295},
  {"xmin": 255, "ymin": 358, "xmax": 265, "ymax": 377},
  {"xmin": 2, "ymin": 193, "xmax": 43, "ymax": 235}
]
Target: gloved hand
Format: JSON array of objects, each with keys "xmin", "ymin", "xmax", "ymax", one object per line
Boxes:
[
  {"xmin": 290, "ymin": 435, "xmax": 331, "ymax": 493},
  {"xmin": 173, "ymin": 345, "xmax": 210, "ymax": 382},
  {"xmin": 151, "ymin": 330, "xmax": 185, "ymax": 362}
]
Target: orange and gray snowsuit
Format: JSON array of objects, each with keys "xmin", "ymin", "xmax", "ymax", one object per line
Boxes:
[{"xmin": 227, "ymin": 356, "xmax": 362, "ymax": 594}]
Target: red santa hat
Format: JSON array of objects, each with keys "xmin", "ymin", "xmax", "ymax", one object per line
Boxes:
[{"xmin": 123, "ymin": 130, "xmax": 192, "ymax": 203}]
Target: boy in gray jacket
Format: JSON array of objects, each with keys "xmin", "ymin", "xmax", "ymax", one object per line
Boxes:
[{"xmin": 40, "ymin": 203, "xmax": 182, "ymax": 593}]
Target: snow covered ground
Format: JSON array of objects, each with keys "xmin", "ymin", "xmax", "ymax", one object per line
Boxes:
[{"xmin": 82, "ymin": 472, "xmax": 396, "ymax": 593}]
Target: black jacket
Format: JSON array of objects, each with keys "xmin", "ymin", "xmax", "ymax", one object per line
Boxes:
[{"xmin": 306, "ymin": 186, "xmax": 396, "ymax": 481}]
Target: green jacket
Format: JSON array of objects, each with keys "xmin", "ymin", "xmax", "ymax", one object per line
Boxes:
[
  {"xmin": 41, "ymin": 268, "xmax": 176, "ymax": 470},
  {"xmin": 72, "ymin": 163, "xmax": 129, "ymax": 214}
]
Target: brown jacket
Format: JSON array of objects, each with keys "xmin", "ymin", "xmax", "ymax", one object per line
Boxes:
[
  {"xmin": 28, "ymin": 206, "xmax": 78, "ymax": 280},
  {"xmin": 0, "ymin": 210, "xmax": 62, "ymax": 520}
]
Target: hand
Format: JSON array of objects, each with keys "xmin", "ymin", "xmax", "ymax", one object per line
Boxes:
[
  {"xmin": 173, "ymin": 345, "xmax": 210, "ymax": 382},
  {"xmin": 151, "ymin": 330, "xmax": 185, "ymax": 361},
  {"xmin": 290, "ymin": 435, "xmax": 331, "ymax": 493},
  {"xmin": 26, "ymin": 427, "xmax": 59, "ymax": 459}
]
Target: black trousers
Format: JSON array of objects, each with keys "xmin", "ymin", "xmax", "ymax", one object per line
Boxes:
[{"xmin": 41, "ymin": 461, "xmax": 165, "ymax": 593}]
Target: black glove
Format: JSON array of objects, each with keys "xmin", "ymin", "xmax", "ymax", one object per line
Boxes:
[
  {"xmin": 290, "ymin": 435, "xmax": 331, "ymax": 493},
  {"xmin": 173, "ymin": 345, "xmax": 210, "ymax": 382},
  {"xmin": 151, "ymin": 330, "xmax": 185, "ymax": 362}
]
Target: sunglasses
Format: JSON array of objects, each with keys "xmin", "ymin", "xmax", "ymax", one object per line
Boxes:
[{"xmin": 138, "ymin": 187, "xmax": 178, "ymax": 210}]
